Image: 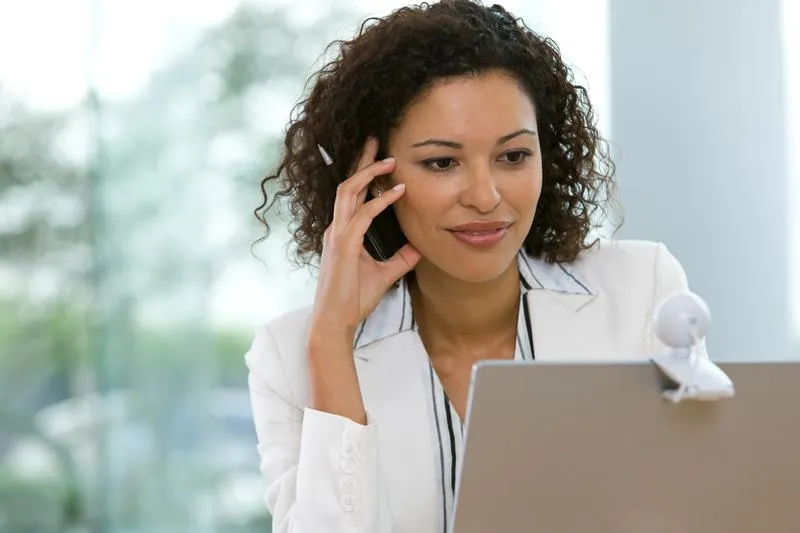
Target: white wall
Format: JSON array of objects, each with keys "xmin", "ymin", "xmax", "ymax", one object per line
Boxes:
[{"xmin": 608, "ymin": 0, "xmax": 792, "ymax": 360}]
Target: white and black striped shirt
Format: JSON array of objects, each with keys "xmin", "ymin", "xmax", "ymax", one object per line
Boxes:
[{"xmin": 352, "ymin": 250, "xmax": 594, "ymax": 533}]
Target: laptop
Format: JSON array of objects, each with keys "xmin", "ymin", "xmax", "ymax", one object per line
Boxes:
[{"xmin": 450, "ymin": 359, "xmax": 800, "ymax": 533}]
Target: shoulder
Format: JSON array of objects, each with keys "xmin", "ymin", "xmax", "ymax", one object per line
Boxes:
[
  {"xmin": 263, "ymin": 304, "xmax": 315, "ymax": 347},
  {"xmin": 244, "ymin": 305, "xmax": 314, "ymax": 407},
  {"xmin": 574, "ymin": 238, "xmax": 684, "ymax": 273},
  {"xmin": 571, "ymin": 238, "xmax": 690, "ymax": 295},
  {"xmin": 577, "ymin": 238, "xmax": 661, "ymax": 265},
  {"xmin": 250, "ymin": 305, "xmax": 314, "ymax": 360}
]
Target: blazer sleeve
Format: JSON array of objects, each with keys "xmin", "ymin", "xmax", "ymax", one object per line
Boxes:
[
  {"xmin": 650, "ymin": 242, "xmax": 710, "ymax": 359},
  {"xmin": 244, "ymin": 324, "xmax": 387, "ymax": 533}
]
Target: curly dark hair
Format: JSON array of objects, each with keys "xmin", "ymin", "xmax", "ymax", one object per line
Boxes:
[{"xmin": 255, "ymin": 0, "xmax": 618, "ymax": 268}]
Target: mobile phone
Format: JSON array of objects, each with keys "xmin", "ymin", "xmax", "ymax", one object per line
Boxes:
[{"xmin": 318, "ymin": 143, "xmax": 407, "ymax": 261}]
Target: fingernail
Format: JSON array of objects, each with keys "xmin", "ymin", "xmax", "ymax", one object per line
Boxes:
[
  {"xmin": 382, "ymin": 157, "xmax": 395, "ymax": 164},
  {"xmin": 392, "ymin": 183, "xmax": 405, "ymax": 192}
]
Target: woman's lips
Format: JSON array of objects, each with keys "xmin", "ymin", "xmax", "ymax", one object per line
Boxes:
[{"xmin": 447, "ymin": 223, "xmax": 511, "ymax": 247}]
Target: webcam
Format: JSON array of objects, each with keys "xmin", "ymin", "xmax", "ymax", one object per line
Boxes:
[{"xmin": 650, "ymin": 291, "xmax": 735, "ymax": 403}]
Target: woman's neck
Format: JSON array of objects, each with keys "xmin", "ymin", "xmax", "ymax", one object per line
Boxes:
[{"xmin": 410, "ymin": 259, "xmax": 521, "ymax": 351}]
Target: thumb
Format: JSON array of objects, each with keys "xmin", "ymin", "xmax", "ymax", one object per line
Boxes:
[{"xmin": 382, "ymin": 243, "xmax": 422, "ymax": 284}]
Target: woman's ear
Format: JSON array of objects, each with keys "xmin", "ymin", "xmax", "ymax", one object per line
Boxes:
[{"xmin": 370, "ymin": 174, "xmax": 393, "ymax": 198}]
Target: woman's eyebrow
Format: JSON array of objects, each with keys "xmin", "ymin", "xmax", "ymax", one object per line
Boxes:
[{"xmin": 410, "ymin": 128, "xmax": 537, "ymax": 149}]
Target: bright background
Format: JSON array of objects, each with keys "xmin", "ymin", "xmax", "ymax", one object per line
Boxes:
[{"xmin": 0, "ymin": 0, "xmax": 797, "ymax": 531}]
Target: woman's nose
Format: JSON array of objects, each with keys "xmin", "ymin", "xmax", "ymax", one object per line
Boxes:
[{"xmin": 459, "ymin": 165, "xmax": 501, "ymax": 213}]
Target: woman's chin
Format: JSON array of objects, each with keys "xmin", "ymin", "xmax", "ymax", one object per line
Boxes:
[{"xmin": 418, "ymin": 252, "xmax": 520, "ymax": 286}]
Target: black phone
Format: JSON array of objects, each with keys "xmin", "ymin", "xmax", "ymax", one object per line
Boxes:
[
  {"xmin": 364, "ymin": 140, "xmax": 408, "ymax": 261},
  {"xmin": 363, "ymin": 191, "xmax": 407, "ymax": 261},
  {"xmin": 319, "ymin": 141, "xmax": 407, "ymax": 262}
]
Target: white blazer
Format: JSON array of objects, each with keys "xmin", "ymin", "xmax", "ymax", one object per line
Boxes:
[{"xmin": 245, "ymin": 239, "xmax": 705, "ymax": 533}]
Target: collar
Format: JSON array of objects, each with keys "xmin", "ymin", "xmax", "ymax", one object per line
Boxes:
[{"xmin": 353, "ymin": 249, "xmax": 595, "ymax": 352}]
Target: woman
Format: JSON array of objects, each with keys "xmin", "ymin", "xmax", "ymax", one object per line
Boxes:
[{"xmin": 246, "ymin": 1, "xmax": 702, "ymax": 532}]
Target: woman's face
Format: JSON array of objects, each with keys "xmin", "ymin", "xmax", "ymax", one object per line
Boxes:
[{"xmin": 385, "ymin": 71, "xmax": 542, "ymax": 283}]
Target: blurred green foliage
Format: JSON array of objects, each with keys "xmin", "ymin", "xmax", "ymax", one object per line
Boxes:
[
  {"xmin": 0, "ymin": 3, "xmax": 356, "ymax": 532},
  {"xmin": 0, "ymin": 1, "xmax": 355, "ymax": 398}
]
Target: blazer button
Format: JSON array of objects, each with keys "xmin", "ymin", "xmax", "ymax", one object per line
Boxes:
[
  {"xmin": 341, "ymin": 442, "xmax": 357, "ymax": 459},
  {"xmin": 339, "ymin": 475, "xmax": 359, "ymax": 494},
  {"xmin": 340, "ymin": 456, "xmax": 358, "ymax": 474},
  {"xmin": 341, "ymin": 494, "xmax": 357, "ymax": 512}
]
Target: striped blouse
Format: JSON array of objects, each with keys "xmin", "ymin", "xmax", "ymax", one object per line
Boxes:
[
  {"xmin": 351, "ymin": 250, "xmax": 594, "ymax": 533},
  {"xmin": 422, "ymin": 279, "xmax": 535, "ymax": 533}
]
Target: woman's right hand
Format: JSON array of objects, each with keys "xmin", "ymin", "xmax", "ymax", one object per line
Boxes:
[{"xmin": 310, "ymin": 138, "xmax": 422, "ymax": 340}]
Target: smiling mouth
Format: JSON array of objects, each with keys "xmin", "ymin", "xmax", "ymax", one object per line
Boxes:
[{"xmin": 447, "ymin": 223, "xmax": 512, "ymax": 247}]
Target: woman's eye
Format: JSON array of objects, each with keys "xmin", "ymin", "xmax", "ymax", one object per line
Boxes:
[
  {"xmin": 500, "ymin": 150, "xmax": 531, "ymax": 164},
  {"xmin": 422, "ymin": 157, "xmax": 458, "ymax": 172},
  {"xmin": 421, "ymin": 151, "xmax": 531, "ymax": 172}
]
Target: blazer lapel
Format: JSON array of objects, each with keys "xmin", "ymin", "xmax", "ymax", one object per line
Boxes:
[
  {"xmin": 348, "ymin": 273, "xmax": 442, "ymax": 533},
  {"xmin": 354, "ymin": 333, "xmax": 442, "ymax": 533},
  {"xmin": 520, "ymin": 250, "xmax": 620, "ymax": 361},
  {"xmin": 525, "ymin": 289, "xmax": 600, "ymax": 361}
]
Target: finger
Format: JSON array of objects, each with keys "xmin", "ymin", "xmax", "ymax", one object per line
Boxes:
[
  {"xmin": 354, "ymin": 137, "xmax": 380, "ymax": 174},
  {"xmin": 330, "ymin": 137, "xmax": 376, "ymax": 238},
  {"xmin": 354, "ymin": 177, "xmax": 384, "ymax": 214},
  {"xmin": 354, "ymin": 184, "xmax": 370, "ymax": 216},
  {"xmin": 342, "ymin": 156, "xmax": 395, "ymax": 199},
  {"xmin": 379, "ymin": 243, "xmax": 422, "ymax": 284},
  {"xmin": 347, "ymin": 182, "xmax": 405, "ymax": 239},
  {"xmin": 351, "ymin": 137, "xmax": 382, "ymax": 210},
  {"xmin": 331, "ymin": 158, "xmax": 396, "ymax": 236}
]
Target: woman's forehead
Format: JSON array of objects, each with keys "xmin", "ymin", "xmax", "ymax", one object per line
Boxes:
[{"xmin": 390, "ymin": 73, "xmax": 537, "ymax": 145}]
